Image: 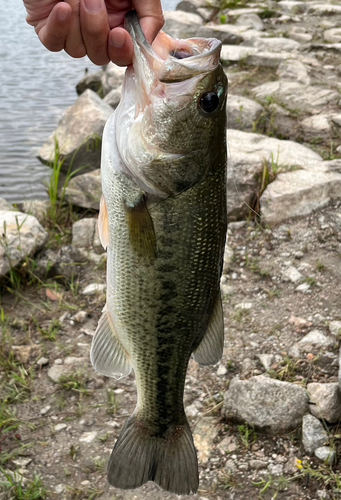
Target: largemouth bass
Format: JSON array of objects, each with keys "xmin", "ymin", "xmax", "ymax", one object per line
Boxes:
[{"xmin": 91, "ymin": 11, "xmax": 227, "ymax": 495}]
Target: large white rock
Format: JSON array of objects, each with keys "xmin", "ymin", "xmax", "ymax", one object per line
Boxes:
[
  {"xmin": 226, "ymin": 129, "xmax": 322, "ymax": 220},
  {"xmin": 64, "ymin": 169, "xmax": 102, "ymax": 210},
  {"xmin": 276, "ymin": 59, "xmax": 310, "ymax": 85},
  {"xmin": 227, "ymin": 95, "xmax": 263, "ymax": 131},
  {"xmin": 227, "ymin": 129, "xmax": 322, "ymax": 169},
  {"xmin": 300, "ymin": 114, "xmax": 332, "ymax": 141},
  {"xmin": 221, "ymin": 46, "xmax": 292, "ymax": 67},
  {"xmin": 252, "ymin": 81, "xmax": 340, "ymax": 112},
  {"xmin": 261, "ymin": 169, "xmax": 341, "ymax": 224},
  {"xmin": 163, "ymin": 10, "xmax": 203, "ymax": 38},
  {"xmin": 278, "ymin": 1, "xmax": 307, "ymax": 15},
  {"xmin": 222, "ymin": 375, "xmax": 309, "ymax": 432},
  {"xmin": 307, "ymin": 383, "xmax": 341, "ymax": 424},
  {"xmin": 38, "ymin": 90, "xmax": 113, "ymax": 175},
  {"xmin": 324, "ymin": 28, "xmax": 341, "ymax": 44},
  {"xmin": 307, "ymin": 4, "xmax": 341, "ymax": 15},
  {"xmin": 302, "ymin": 414, "xmax": 328, "ymax": 454},
  {"xmin": 0, "ymin": 210, "xmax": 48, "ymax": 276},
  {"xmin": 242, "ymin": 37, "xmax": 300, "ymax": 52},
  {"xmin": 195, "ymin": 24, "xmax": 244, "ymax": 45}
]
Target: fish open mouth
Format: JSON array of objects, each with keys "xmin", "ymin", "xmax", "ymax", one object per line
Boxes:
[{"xmin": 124, "ymin": 10, "xmax": 222, "ymax": 91}]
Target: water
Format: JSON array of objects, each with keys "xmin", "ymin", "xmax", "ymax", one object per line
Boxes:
[{"xmin": 0, "ymin": 0, "xmax": 178, "ymax": 204}]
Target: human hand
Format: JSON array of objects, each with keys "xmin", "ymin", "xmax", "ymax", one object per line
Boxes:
[{"xmin": 24, "ymin": 0, "xmax": 164, "ymax": 66}]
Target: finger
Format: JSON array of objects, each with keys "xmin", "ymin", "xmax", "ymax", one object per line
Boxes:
[
  {"xmin": 64, "ymin": 0, "xmax": 87, "ymax": 59},
  {"xmin": 36, "ymin": 3, "xmax": 72, "ymax": 52},
  {"xmin": 134, "ymin": 0, "xmax": 164, "ymax": 43},
  {"xmin": 108, "ymin": 27, "xmax": 133, "ymax": 67},
  {"xmin": 80, "ymin": 0, "xmax": 110, "ymax": 65}
]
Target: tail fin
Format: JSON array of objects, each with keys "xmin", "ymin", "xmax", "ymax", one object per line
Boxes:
[{"xmin": 107, "ymin": 414, "xmax": 199, "ymax": 495}]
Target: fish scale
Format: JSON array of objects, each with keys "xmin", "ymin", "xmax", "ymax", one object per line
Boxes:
[{"xmin": 91, "ymin": 10, "xmax": 227, "ymax": 495}]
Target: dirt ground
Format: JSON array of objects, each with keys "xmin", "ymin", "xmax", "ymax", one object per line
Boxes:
[{"xmin": 1, "ymin": 198, "xmax": 341, "ymax": 500}]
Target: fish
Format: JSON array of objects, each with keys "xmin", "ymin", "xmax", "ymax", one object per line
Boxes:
[{"xmin": 91, "ymin": 10, "xmax": 227, "ymax": 495}]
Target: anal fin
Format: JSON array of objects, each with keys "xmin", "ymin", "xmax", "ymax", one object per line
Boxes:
[
  {"xmin": 90, "ymin": 307, "xmax": 132, "ymax": 379},
  {"xmin": 193, "ymin": 292, "xmax": 224, "ymax": 366}
]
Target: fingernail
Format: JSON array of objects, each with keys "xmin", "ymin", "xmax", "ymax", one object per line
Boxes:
[
  {"xmin": 110, "ymin": 30, "xmax": 125, "ymax": 49},
  {"xmin": 57, "ymin": 6, "xmax": 69, "ymax": 21},
  {"xmin": 83, "ymin": 0, "xmax": 103, "ymax": 13}
]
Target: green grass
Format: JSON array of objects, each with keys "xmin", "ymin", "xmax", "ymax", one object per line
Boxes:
[
  {"xmin": 32, "ymin": 317, "xmax": 61, "ymax": 342},
  {"xmin": 57, "ymin": 371, "xmax": 89, "ymax": 396},
  {"xmin": 238, "ymin": 423, "xmax": 257, "ymax": 448},
  {"xmin": 0, "ymin": 469, "xmax": 47, "ymax": 500}
]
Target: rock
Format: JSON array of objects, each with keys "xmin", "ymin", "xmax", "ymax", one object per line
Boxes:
[
  {"xmin": 252, "ymin": 81, "xmax": 340, "ymax": 113},
  {"xmin": 302, "ymin": 414, "xmax": 328, "ymax": 454},
  {"xmin": 278, "ymin": 1, "xmax": 307, "ymax": 15},
  {"xmin": 300, "ymin": 114, "xmax": 332, "ymax": 141},
  {"xmin": 287, "ymin": 27, "xmax": 312, "ymax": 43},
  {"xmin": 103, "ymin": 87, "xmax": 122, "ymax": 108},
  {"xmin": 12, "ymin": 458, "xmax": 32, "ymax": 467},
  {"xmin": 81, "ymin": 283, "xmax": 106, "ymax": 295},
  {"xmin": 242, "ymin": 37, "xmax": 300, "ymax": 53},
  {"xmin": 316, "ymin": 491, "xmax": 330, "ymax": 500},
  {"xmin": 217, "ymin": 363, "xmax": 228, "ymax": 376},
  {"xmin": 276, "ymin": 59, "xmax": 310, "ymax": 85},
  {"xmin": 54, "ymin": 423, "xmax": 67, "ymax": 432},
  {"xmin": 193, "ymin": 417, "xmax": 219, "ymax": 464},
  {"xmin": 324, "ymin": 28, "xmax": 341, "ymax": 44},
  {"xmin": 307, "ymin": 4, "xmax": 341, "ymax": 15},
  {"xmin": 224, "ymin": 459, "xmax": 237, "ymax": 473},
  {"xmin": 261, "ymin": 169, "xmax": 341, "ymax": 225},
  {"xmin": 226, "ymin": 129, "xmax": 322, "ymax": 221},
  {"xmin": 227, "ymin": 94, "xmax": 263, "ymax": 131},
  {"xmin": 163, "ymin": 11, "xmax": 203, "ymax": 39},
  {"xmin": 40, "ymin": 405, "xmax": 51, "ymax": 415},
  {"xmin": 220, "ymin": 44, "xmax": 256, "ymax": 64},
  {"xmin": 64, "ymin": 356, "xmax": 88, "ymax": 366},
  {"xmin": 76, "ymin": 69, "xmax": 104, "ymax": 96},
  {"xmin": 281, "ymin": 266, "xmax": 303, "ymax": 283},
  {"xmin": 11, "ymin": 345, "xmax": 40, "ymax": 364},
  {"xmin": 258, "ymin": 353, "xmax": 274, "ymax": 371},
  {"xmin": 38, "ymin": 90, "xmax": 113, "ymax": 175},
  {"xmin": 64, "ymin": 169, "xmax": 102, "ymax": 210},
  {"xmin": 176, "ymin": 0, "xmax": 219, "ymax": 21},
  {"xmin": 249, "ymin": 459, "xmax": 267, "ymax": 470},
  {"xmin": 37, "ymin": 357, "xmax": 49, "ymax": 367},
  {"xmin": 0, "ymin": 210, "xmax": 48, "ymax": 277},
  {"xmin": 222, "ymin": 375, "xmax": 309, "ymax": 432},
  {"xmin": 329, "ymin": 320, "xmax": 341, "ymax": 337},
  {"xmin": 314, "ymin": 446, "xmax": 336, "ymax": 464},
  {"xmin": 79, "ymin": 431, "xmax": 98, "ymax": 443},
  {"xmin": 47, "ymin": 364, "xmax": 68, "ymax": 383},
  {"xmin": 195, "ymin": 24, "xmax": 244, "ymax": 45},
  {"xmin": 17, "ymin": 200, "xmax": 50, "ymax": 225},
  {"xmin": 53, "ymin": 245, "xmax": 88, "ymax": 280},
  {"xmin": 307, "ymin": 383, "xmax": 341, "ymax": 423},
  {"xmin": 72, "ymin": 218, "xmax": 97, "ymax": 248},
  {"xmin": 72, "ymin": 311, "xmax": 89, "ymax": 324},
  {"xmin": 101, "ymin": 63, "xmax": 126, "ymax": 96},
  {"xmin": 0, "ymin": 197, "xmax": 12, "ymax": 210},
  {"xmin": 298, "ymin": 330, "xmax": 335, "ymax": 351},
  {"xmin": 235, "ymin": 13, "xmax": 264, "ymax": 31}
]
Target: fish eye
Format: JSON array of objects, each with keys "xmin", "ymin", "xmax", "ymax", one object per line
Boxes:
[{"xmin": 199, "ymin": 92, "xmax": 220, "ymax": 114}]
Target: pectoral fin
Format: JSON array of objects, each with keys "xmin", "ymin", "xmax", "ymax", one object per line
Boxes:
[
  {"xmin": 90, "ymin": 307, "xmax": 132, "ymax": 379},
  {"xmin": 125, "ymin": 196, "xmax": 156, "ymax": 260},
  {"xmin": 193, "ymin": 293, "xmax": 224, "ymax": 366},
  {"xmin": 98, "ymin": 195, "xmax": 110, "ymax": 250}
]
